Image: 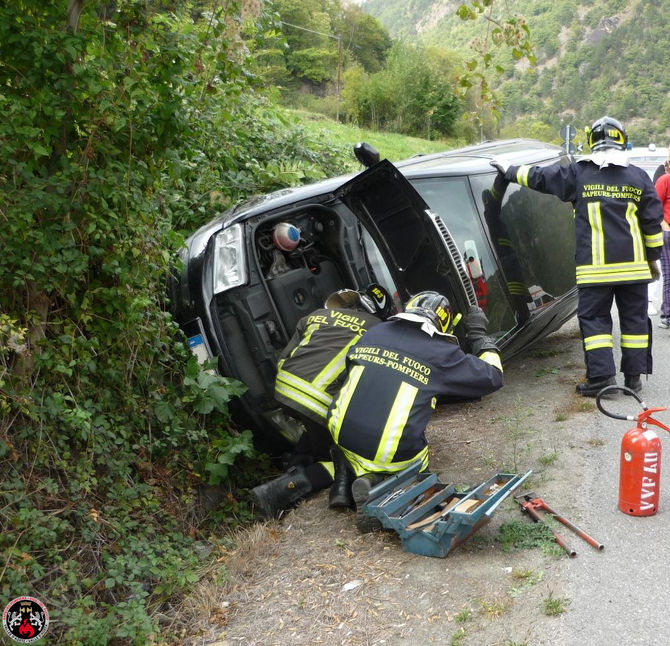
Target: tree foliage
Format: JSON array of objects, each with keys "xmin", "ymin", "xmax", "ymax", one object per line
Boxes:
[{"xmin": 0, "ymin": 1, "xmax": 355, "ymax": 642}]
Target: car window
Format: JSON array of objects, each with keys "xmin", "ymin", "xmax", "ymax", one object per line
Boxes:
[
  {"xmin": 470, "ymin": 172, "xmax": 576, "ymax": 321},
  {"xmin": 408, "ymin": 176, "xmax": 517, "ymax": 340}
]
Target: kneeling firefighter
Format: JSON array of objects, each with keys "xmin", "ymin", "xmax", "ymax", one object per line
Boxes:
[
  {"xmin": 326, "ymin": 292, "xmax": 504, "ymax": 532},
  {"xmin": 251, "ymin": 284, "xmax": 394, "ymax": 519}
]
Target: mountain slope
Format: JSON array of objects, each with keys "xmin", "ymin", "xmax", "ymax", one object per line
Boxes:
[{"xmin": 361, "ymin": 0, "xmax": 670, "ymax": 142}]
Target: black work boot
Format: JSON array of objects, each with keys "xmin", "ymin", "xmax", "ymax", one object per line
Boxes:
[
  {"xmin": 352, "ymin": 473, "xmax": 387, "ymax": 533},
  {"xmin": 328, "ymin": 445, "xmax": 355, "ymax": 509},
  {"xmin": 251, "ymin": 466, "xmax": 312, "ymax": 519},
  {"xmin": 624, "ymin": 374, "xmax": 642, "ymax": 395},
  {"xmin": 575, "ymin": 376, "xmax": 616, "ymax": 397}
]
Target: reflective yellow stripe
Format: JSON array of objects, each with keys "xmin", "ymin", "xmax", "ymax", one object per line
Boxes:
[
  {"xmin": 625, "ymin": 202, "xmax": 644, "ymax": 263},
  {"xmin": 340, "ymin": 445, "xmax": 429, "ymax": 477},
  {"xmin": 313, "ymin": 336, "xmax": 359, "ymax": 390},
  {"xmin": 276, "ymin": 370, "xmax": 331, "ymax": 405},
  {"xmin": 374, "ymin": 382, "xmax": 418, "ymax": 464},
  {"xmin": 479, "ymin": 351, "xmax": 503, "ymax": 372},
  {"xmin": 516, "ymin": 165, "xmax": 531, "ymax": 186},
  {"xmin": 275, "ymin": 382, "xmax": 330, "ymax": 419},
  {"xmin": 588, "ymin": 202, "xmax": 605, "ymax": 266},
  {"xmin": 328, "ymin": 365, "xmax": 364, "ymax": 444},
  {"xmin": 645, "ymin": 232, "xmax": 663, "ymax": 248},
  {"xmin": 490, "ymin": 186, "xmax": 501, "ymax": 200},
  {"xmin": 583, "ymin": 334, "xmax": 614, "ymax": 351},
  {"xmin": 576, "ymin": 261, "xmax": 652, "ymax": 284},
  {"xmin": 621, "ymin": 334, "xmax": 649, "ymax": 349},
  {"xmin": 317, "ymin": 461, "xmax": 334, "ymax": 479},
  {"xmin": 499, "ymin": 238, "xmax": 512, "ymax": 247}
]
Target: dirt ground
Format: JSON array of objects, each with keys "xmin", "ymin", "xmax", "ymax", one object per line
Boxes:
[{"xmin": 186, "ymin": 319, "xmax": 603, "ymax": 646}]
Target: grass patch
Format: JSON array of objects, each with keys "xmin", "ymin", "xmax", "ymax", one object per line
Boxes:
[
  {"xmin": 538, "ymin": 452, "xmax": 558, "ymax": 466},
  {"xmin": 542, "ymin": 591, "xmax": 570, "ymax": 615},
  {"xmin": 479, "ymin": 597, "xmax": 508, "ymax": 619},
  {"xmin": 450, "ymin": 627, "xmax": 467, "ymax": 645},
  {"xmin": 455, "ymin": 608, "xmax": 473, "ymax": 623},
  {"xmin": 290, "ymin": 108, "xmax": 458, "ymax": 163},
  {"xmin": 499, "ymin": 520, "xmax": 557, "ymax": 553},
  {"xmin": 509, "ymin": 568, "xmax": 544, "ymax": 596}
]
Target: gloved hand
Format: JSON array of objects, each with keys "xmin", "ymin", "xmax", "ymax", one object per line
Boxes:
[
  {"xmin": 464, "ymin": 305, "xmax": 489, "ymax": 341},
  {"xmin": 490, "ymin": 156, "xmax": 511, "ymax": 175},
  {"xmin": 649, "ymin": 261, "xmax": 661, "ymax": 282}
]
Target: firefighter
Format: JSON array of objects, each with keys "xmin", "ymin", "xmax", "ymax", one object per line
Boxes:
[
  {"xmin": 326, "ymin": 291, "xmax": 504, "ymax": 532},
  {"xmin": 251, "ymin": 284, "xmax": 394, "ymax": 519},
  {"xmin": 491, "ymin": 116, "xmax": 664, "ymax": 397}
]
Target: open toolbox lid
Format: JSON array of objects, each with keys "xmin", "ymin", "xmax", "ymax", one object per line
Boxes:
[{"xmin": 363, "ymin": 462, "xmax": 532, "ymax": 558}]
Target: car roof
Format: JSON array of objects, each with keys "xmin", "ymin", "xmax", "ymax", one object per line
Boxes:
[{"xmin": 214, "ymin": 138, "xmax": 566, "ymax": 227}]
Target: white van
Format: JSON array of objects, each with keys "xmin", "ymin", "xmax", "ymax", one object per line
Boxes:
[{"xmin": 627, "ymin": 144, "xmax": 668, "ymax": 181}]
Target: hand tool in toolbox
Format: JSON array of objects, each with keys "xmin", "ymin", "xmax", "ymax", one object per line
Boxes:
[
  {"xmin": 514, "ymin": 491, "xmax": 604, "ymax": 558},
  {"xmin": 362, "ymin": 460, "xmax": 532, "ymax": 558}
]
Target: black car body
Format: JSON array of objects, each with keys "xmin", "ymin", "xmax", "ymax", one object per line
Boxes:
[{"xmin": 170, "ymin": 139, "xmax": 577, "ymax": 449}]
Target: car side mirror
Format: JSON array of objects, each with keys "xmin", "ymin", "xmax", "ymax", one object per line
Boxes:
[{"xmin": 354, "ymin": 142, "xmax": 380, "ymax": 169}]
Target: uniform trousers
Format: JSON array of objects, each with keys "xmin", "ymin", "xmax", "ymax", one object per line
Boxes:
[{"xmin": 578, "ymin": 283, "xmax": 651, "ymax": 379}]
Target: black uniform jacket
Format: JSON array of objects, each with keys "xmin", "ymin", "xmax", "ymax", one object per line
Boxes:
[
  {"xmin": 504, "ymin": 159, "xmax": 663, "ymax": 286},
  {"xmin": 275, "ymin": 308, "xmax": 381, "ymax": 424},
  {"xmin": 327, "ymin": 319, "xmax": 503, "ymax": 474}
]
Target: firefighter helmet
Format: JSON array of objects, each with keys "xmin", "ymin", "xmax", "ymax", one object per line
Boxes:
[
  {"xmin": 325, "ymin": 289, "xmax": 376, "ymax": 314},
  {"xmin": 404, "ymin": 291, "xmax": 455, "ymax": 334},
  {"xmin": 587, "ymin": 116, "xmax": 628, "ymax": 152},
  {"xmin": 362, "ymin": 283, "xmax": 395, "ymax": 320}
]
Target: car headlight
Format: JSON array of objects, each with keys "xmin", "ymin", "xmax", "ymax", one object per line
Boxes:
[{"xmin": 213, "ymin": 224, "xmax": 247, "ymax": 294}]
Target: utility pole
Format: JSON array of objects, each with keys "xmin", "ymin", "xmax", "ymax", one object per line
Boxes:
[
  {"xmin": 280, "ymin": 21, "xmax": 343, "ymax": 122},
  {"xmin": 336, "ymin": 35, "xmax": 341, "ymax": 122}
]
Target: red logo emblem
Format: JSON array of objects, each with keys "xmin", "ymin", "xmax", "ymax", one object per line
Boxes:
[{"xmin": 2, "ymin": 597, "xmax": 49, "ymax": 643}]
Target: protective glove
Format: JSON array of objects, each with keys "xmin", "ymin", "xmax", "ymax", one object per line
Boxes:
[
  {"xmin": 470, "ymin": 336, "xmax": 501, "ymax": 357},
  {"xmin": 649, "ymin": 261, "xmax": 661, "ymax": 282},
  {"xmin": 490, "ymin": 156, "xmax": 511, "ymax": 175},
  {"xmin": 464, "ymin": 305, "xmax": 489, "ymax": 341}
]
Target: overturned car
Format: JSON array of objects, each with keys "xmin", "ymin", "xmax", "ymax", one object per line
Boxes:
[{"xmin": 170, "ymin": 139, "xmax": 577, "ymax": 451}]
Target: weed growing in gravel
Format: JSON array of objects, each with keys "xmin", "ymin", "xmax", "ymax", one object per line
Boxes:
[
  {"xmin": 499, "ymin": 520, "xmax": 556, "ymax": 553},
  {"xmin": 455, "ymin": 608, "xmax": 473, "ymax": 622},
  {"xmin": 479, "ymin": 597, "xmax": 508, "ymax": 618},
  {"xmin": 450, "ymin": 627, "xmax": 467, "ymax": 645},
  {"xmin": 542, "ymin": 591, "xmax": 570, "ymax": 615},
  {"xmin": 501, "ymin": 396, "xmax": 535, "ymax": 472},
  {"xmin": 509, "ymin": 568, "xmax": 544, "ymax": 596},
  {"xmin": 539, "ymin": 452, "xmax": 558, "ymax": 466}
]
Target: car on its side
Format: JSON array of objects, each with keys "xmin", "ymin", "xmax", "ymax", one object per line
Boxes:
[{"xmin": 170, "ymin": 139, "xmax": 577, "ymax": 451}]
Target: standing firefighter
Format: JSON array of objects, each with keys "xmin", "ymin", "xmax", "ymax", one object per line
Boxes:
[
  {"xmin": 251, "ymin": 285, "xmax": 393, "ymax": 519},
  {"xmin": 492, "ymin": 116, "xmax": 664, "ymax": 396},
  {"xmin": 326, "ymin": 292, "xmax": 504, "ymax": 532}
]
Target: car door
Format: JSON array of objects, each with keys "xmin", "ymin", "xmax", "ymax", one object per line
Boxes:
[{"xmin": 335, "ymin": 159, "xmax": 476, "ymax": 320}]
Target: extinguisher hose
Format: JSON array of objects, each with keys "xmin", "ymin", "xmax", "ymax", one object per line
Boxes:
[{"xmin": 596, "ymin": 385, "xmax": 644, "ymax": 420}]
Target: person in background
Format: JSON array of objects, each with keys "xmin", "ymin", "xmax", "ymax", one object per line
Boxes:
[
  {"xmin": 326, "ymin": 292, "xmax": 503, "ymax": 532},
  {"xmin": 491, "ymin": 116, "xmax": 664, "ymax": 396},
  {"xmin": 655, "ymin": 159, "xmax": 670, "ymax": 329},
  {"xmin": 251, "ymin": 284, "xmax": 393, "ymax": 519}
]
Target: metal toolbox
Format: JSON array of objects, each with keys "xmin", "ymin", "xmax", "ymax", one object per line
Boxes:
[{"xmin": 363, "ymin": 461, "xmax": 532, "ymax": 558}]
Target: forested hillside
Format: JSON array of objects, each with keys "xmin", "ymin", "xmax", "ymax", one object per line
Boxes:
[{"xmin": 361, "ymin": 0, "xmax": 670, "ymax": 144}]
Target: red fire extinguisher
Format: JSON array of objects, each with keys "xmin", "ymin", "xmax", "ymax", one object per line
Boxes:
[{"xmin": 596, "ymin": 385, "xmax": 670, "ymax": 516}]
